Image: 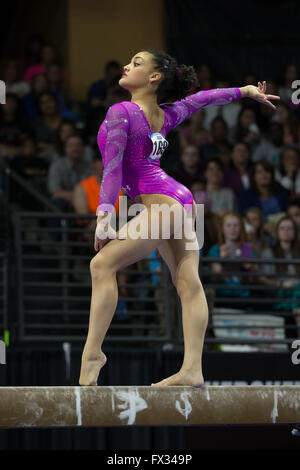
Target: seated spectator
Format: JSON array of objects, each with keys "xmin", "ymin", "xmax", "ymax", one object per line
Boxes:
[
  {"xmin": 51, "ymin": 120, "xmax": 94, "ymax": 164},
  {"xmin": 84, "ymin": 105, "xmax": 108, "ymax": 147},
  {"xmin": 47, "ymin": 134, "xmax": 94, "ymax": 241},
  {"xmin": 192, "ymin": 189, "xmax": 220, "ymax": 255},
  {"xmin": 31, "ymin": 91, "xmax": 63, "ymax": 158},
  {"xmin": 271, "ymin": 102, "xmax": 299, "ymax": 144},
  {"xmin": 47, "ymin": 134, "xmax": 93, "ymax": 207},
  {"xmin": 275, "ymin": 145, "xmax": 300, "ymax": 198},
  {"xmin": 178, "ymin": 108, "xmax": 212, "ymax": 150},
  {"xmin": 200, "ymin": 116, "xmax": 233, "ymax": 165},
  {"xmin": 18, "ymin": 34, "xmax": 44, "ymax": 75},
  {"xmin": 46, "ymin": 64, "xmax": 80, "ymax": 120},
  {"xmin": 259, "ymin": 216, "xmax": 300, "ymax": 337},
  {"xmin": 23, "ymin": 73, "xmax": 49, "ymax": 119},
  {"xmin": 204, "ymin": 157, "xmax": 237, "ymax": 217},
  {"xmin": 207, "ymin": 212, "xmax": 256, "ymax": 299},
  {"xmin": 0, "ymin": 93, "xmax": 29, "ymax": 159},
  {"xmin": 234, "ymin": 107, "xmax": 261, "ymax": 151},
  {"xmin": 196, "ymin": 63, "xmax": 213, "ymax": 91},
  {"xmin": 252, "ymin": 122, "xmax": 284, "ymax": 165},
  {"xmin": 223, "ymin": 141, "xmax": 252, "ymax": 197},
  {"xmin": 238, "ymin": 160, "xmax": 289, "ymax": 224},
  {"xmin": 243, "ymin": 207, "xmax": 272, "ymax": 255},
  {"xmin": 3, "ymin": 59, "xmax": 30, "ymax": 98},
  {"xmin": 72, "ymin": 153, "xmax": 123, "ymax": 240},
  {"xmin": 86, "ymin": 60, "xmax": 122, "ymax": 110},
  {"xmin": 8, "ymin": 136, "xmax": 49, "ymax": 210},
  {"xmin": 287, "ymin": 198, "xmax": 300, "ymax": 243},
  {"xmin": 170, "ymin": 145, "xmax": 204, "ymax": 188},
  {"xmin": 24, "ymin": 44, "xmax": 59, "ymax": 82}
]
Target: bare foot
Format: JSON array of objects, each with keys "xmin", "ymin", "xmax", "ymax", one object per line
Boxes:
[
  {"xmin": 151, "ymin": 369, "xmax": 204, "ymax": 387},
  {"xmin": 79, "ymin": 351, "xmax": 107, "ymax": 386}
]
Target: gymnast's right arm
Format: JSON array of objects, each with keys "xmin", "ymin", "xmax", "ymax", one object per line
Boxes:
[{"xmin": 96, "ymin": 103, "xmax": 129, "ymax": 223}]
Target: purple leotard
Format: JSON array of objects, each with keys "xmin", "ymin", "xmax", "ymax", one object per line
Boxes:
[{"xmin": 97, "ymin": 87, "xmax": 242, "ymax": 214}]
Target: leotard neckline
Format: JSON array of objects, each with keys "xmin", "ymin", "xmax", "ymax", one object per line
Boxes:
[{"xmin": 130, "ymin": 101, "xmax": 166, "ymax": 134}]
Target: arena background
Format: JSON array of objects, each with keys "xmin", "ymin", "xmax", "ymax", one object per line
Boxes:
[{"xmin": 0, "ymin": 0, "xmax": 300, "ymax": 452}]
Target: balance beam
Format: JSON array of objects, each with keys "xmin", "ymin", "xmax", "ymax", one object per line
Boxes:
[{"xmin": 0, "ymin": 386, "xmax": 299, "ymax": 427}]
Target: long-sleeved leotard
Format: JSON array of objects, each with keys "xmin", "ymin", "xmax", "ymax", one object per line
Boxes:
[{"xmin": 97, "ymin": 87, "xmax": 242, "ymax": 214}]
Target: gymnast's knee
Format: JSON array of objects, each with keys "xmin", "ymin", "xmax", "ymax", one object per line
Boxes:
[
  {"xmin": 175, "ymin": 270, "xmax": 202, "ymax": 298},
  {"xmin": 89, "ymin": 253, "xmax": 115, "ymax": 279}
]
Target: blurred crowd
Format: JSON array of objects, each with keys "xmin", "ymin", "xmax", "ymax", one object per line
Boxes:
[{"xmin": 1, "ymin": 35, "xmax": 300, "ymax": 336}]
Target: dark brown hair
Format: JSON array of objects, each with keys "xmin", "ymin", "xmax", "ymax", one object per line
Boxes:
[
  {"xmin": 273, "ymin": 216, "xmax": 300, "ymax": 274},
  {"xmin": 144, "ymin": 49, "xmax": 199, "ymax": 104}
]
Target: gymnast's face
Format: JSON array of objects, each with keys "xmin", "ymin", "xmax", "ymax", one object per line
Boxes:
[{"xmin": 120, "ymin": 51, "xmax": 162, "ymax": 92}]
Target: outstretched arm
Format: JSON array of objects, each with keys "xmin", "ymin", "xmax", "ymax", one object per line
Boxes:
[{"xmin": 166, "ymin": 82, "xmax": 279, "ymax": 129}]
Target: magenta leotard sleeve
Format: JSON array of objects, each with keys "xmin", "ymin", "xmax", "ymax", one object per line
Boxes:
[
  {"xmin": 96, "ymin": 103, "xmax": 129, "ymax": 214},
  {"xmin": 164, "ymin": 87, "xmax": 242, "ymax": 131}
]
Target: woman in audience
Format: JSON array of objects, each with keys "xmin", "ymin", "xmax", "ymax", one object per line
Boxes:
[
  {"xmin": 207, "ymin": 212, "xmax": 256, "ymax": 300},
  {"xmin": 23, "ymin": 73, "xmax": 49, "ymax": 119},
  {"xmin": 204, "ymin": 157, "xmax": 237, "ymax": 216},
  {"xmin": 259, "ymin": 216, "xmax": 300, "ymax": 337},
  {"xmin": 234, "ymin": 107, "xmax": 261, "ymax": 151},
  {"xmin": 275, "ymin": 145, "xmax": 300, "ymax": 198},
  {"xmin": 238, "ymin": 160, "xmax": 290, "ymax": 223},
  {"xmin": 223, "ymin": 141, "xmax": 252, "ymax": 197},
  {"xmin": 31, "ymin": 91, "xmax": 62, "ymax": 157},
  {"xmin": 271, "ymin": 102, "xmax": 298, "ymax": 144},
  {"xmin": 243, "ymin": 207, "xmax": 271, "ymax": 255},
  {"xmin": 170, "ymin": 144, "xmax": 204, "ymax": 188}
]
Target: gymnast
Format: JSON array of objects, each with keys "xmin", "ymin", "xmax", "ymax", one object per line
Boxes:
[{"xmin": 79, "ymin": 50, "xmax": 279, "ymax": 386}]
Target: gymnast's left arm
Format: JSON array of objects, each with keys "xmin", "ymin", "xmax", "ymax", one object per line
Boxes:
[{"xmin": 168, "ymin": 81, "xmax": 280, "ymax": 128}]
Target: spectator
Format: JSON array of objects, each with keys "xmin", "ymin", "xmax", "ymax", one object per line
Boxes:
[
  {"xmin": 47, "ymin": 134, "xmax": 93, "ymax": 207},
  {"xmin": 72, "ymin": 152, "xmax": 123, "ymax": 231},
  {"xmin": 234, "ymin": 107, "xmax": 261, "ymax": 150},
  {"xmin": 3, "ymin": 59, "xmax": 30, "ymax": 98},
  {"xmin": 275, "ymin": 145, "xmax": 300, "ymax": 198},
  {"xmin": 252, "ymin": 122, "xmax": 284, "ymax": 166},
  {"xmin": 243, "ymin": 207, "xmax": 271, "ymax": 255},
  {"xmin": 23, "ymin": 73, "xmax": 49, "ymax": 119},
  {"xmin": 259, "ymin": 216, "xmax": 300, "ymax": 337},
  {"xmin": 46, "ymin": 64, "xmax": 80, "ymax": 120},
  {"xmin": 271, "ymin": 102, "xmax": 299, "ymax": 144},
  {"xmin": 0, "ymin": 93, "xmax": 29, "ymax": 159},
  {"xmin": 51, "ymin": 120, "xmax": 94, "ymax": 164},
  {"xmin": 200, "ymin": 116, "xmax": 233, "ymax": 165},
  {"xmin": 204, "ymin": 157, "xmax": 236, "ymax": 216},
  {"xmin": 86, "ymin": 60, "xmax": 122, "ymax": 109},
  {"xmin": 178, "ymin": 108, "xmax": 212, "ymax": 150},
  {"xmin": 31, "ymin": 91, "xmax": 63, "ymax": 157},
  {"xmin": 238, "ymin": 160, "xmax": 289, "ymax": 223},
  {"xmin": 18, "ymin": 34, "xmax": 44, "ymax": 74},
  {"xmin": 223, "ymin": 141, "xmax": 252, "ymax": 197},
  {"xmin": 8, "ymin": 136, "xmax": 49, "ymax": 210},
  {"xmin": 170, "ymin": 145, "xmax": 204, "ymax": 188},
  {"xmin": 24, "ymin": 44, "xmax": 59, "ymax": 82},
  {"xmin": 207, "ymin": 212, "xmax": 256, "ymax": 300}
]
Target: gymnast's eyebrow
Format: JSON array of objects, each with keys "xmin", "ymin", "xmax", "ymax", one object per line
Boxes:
[{"xmin": 132, "ymin": 56, "xmax": 144, "ymax": 61}]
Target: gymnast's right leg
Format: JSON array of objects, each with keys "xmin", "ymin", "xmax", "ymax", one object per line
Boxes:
[{"xmin": 79, "ymin": 203, "xmax": 184, "ymax": 385}]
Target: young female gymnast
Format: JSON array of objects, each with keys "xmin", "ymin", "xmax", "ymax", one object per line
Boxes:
[{"xmin": 79, "ymin": 50, "xmax": 279, "ymax": 386}]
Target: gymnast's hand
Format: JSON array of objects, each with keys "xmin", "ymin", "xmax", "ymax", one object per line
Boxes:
[
  {"xmin": 244, "ymin": 81, "xmax": 280, "ymax": 110},
  {"xmin": 94, "ymin": 214, "xmax": 126, "ymax": 251}
]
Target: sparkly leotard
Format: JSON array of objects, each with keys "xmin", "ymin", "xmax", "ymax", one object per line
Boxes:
[{"xmin": 97, "ymin": 87, "xmax": 242, "ymax": 214}]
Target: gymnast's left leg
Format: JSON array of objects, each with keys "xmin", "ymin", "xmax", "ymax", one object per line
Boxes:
[{"xmin": 152, "ymin": 202, "xmax": 208, "ymax": 386}]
